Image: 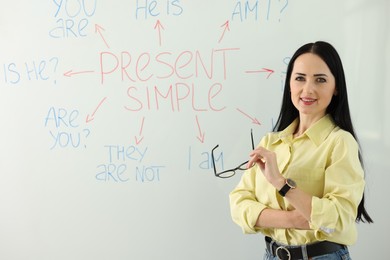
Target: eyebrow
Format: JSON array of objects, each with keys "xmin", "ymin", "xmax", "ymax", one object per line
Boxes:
[{"xmin": 295, "ymin": 73, "xmax": 328, "ymax": 77}]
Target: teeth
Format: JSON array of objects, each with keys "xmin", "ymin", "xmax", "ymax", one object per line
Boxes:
[{"xmin": 302, "ymin": 98, "xmax": 315, "ymax": 102}]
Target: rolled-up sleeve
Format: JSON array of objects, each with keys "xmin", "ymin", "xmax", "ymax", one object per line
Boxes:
[
  {"xmin": 229, "ymin": 136, "xmax": 270, "ymax": 234},
  {"xmin": 229, "ymin": 167, "xmax": 268, "ymax": 234},
  {"xmin": 309, "ymin": 132, "xmax": 365, "ymax": 244}
]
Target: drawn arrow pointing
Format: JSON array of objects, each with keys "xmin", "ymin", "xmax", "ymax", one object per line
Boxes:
[
  {"xmin": 86, "ymin": 97, "xmax": 107, "ymax": 123},
  {"xmin": 245, "ymin": 68, "xmax": 275, "ymax": 79},
  {"xmin": 236, "ymin": 108, "xmax": 261, "ymax": 125},
  {"xmin": 63, "ymin": 70, "xmax": 95, "ymax": 77},
  {"xmin": 218, "ymin": 20, "xmax": 230, "ymax": 43},
  {"xmin": 195, "ymin": 115, "xmax": 205, "ymax": 143},
  {"xmin": 154, "ymin": 20, "xmax": 165, "ymax": 47},
  {"xmin": 135, "ymin": 117, "xmax": 145, "ymax": 145},
  {"xmin": 95, "ymin": 24, "xmax": 110, "ymax": 49}
]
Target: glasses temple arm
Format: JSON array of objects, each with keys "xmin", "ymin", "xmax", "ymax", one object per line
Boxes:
[{"xmin": 250, "ymin": 129, "xmax": 255, "ymax": 150}]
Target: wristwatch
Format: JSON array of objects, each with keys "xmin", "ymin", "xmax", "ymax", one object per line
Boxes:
[{"xmin": 278, "ymin": 178, "xmax": 296, "ymax": 197}]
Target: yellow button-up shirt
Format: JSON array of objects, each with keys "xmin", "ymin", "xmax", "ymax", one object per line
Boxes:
[{"xmin": 229, "ymin": 114, "xmax": 365, "ymax": 246}]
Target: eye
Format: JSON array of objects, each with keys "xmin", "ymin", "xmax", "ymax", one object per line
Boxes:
[
  {"xmin": 316, "ymin": 77, "xmax": 327, "ymax": 83},
  {"xmin": 295, "ymin": 76, "xmax": 305, "ymax": 81}
]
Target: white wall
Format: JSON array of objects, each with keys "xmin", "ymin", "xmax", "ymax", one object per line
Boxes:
[{"xmin": 0, "ymin": 0, "xmax": 388, "ymax": 259}]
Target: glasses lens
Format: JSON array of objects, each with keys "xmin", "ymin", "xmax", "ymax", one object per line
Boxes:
[
  {"xmin": 237, "ymin": 161, "xmax": 249, "ymax": 171},
  {"xmin": 217, "ymin": 170, "xmax": 236, "ymax": 178},
  {"xmin": 212, "ymin": 129, "xmax": 255, "ymax": 178}
]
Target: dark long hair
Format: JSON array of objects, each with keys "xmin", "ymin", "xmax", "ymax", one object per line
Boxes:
[{"xmin": 273, "ymin": 41, "xmax": 373, "ymax": 223}]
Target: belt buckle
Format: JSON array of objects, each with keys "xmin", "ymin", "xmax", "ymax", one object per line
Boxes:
[{"xmin": 275, "ymin": 246, "xmax": 291, "ymax": 260}]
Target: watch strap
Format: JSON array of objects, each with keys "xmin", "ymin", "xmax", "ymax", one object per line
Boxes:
[
  {"xmin": 278, "ymin": 178, "xmax": 296, "ymax": 197},
  {"xmin": 278, "ymin": 183, "xmax": 291, "ymax": 197}
]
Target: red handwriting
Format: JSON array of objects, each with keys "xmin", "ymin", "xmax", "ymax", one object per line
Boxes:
[
  {"xmin": 64, "ymin": 70, "xmax": 95, "ymax": 77},
  {"xmin": 123, "ymin": 82, "xmax": 226, "ymax": 112},
  {"xmin": 218, "ymin": 20, "xmax": 230, "ymax": 43},
  {"xmin": 99, "ymin": 48, "xmax": 240, "ymax": 84},
  {"xmin": 135, "ymin": 117, "xmax": 145, "ymax": 145},
  {"xmin": 195, "ymin": 115, "xmax": 205, "ymax": 143},
  {"xmin": 95, "ymin": 24, "xmax": 110, "ymax": 49},
  {"xmin": 245, "ymin": 67, "xmax": 275, "ymax": 79},
  {"xmin": 236, "ymin": 108, "xmax": 261, "ymax": 125},
  {"xmin": 86, "ymin": 97, "xmax": 107, "ymax": 123},
  {"xmin": 154, "ymin": 20, "xmax": 165, "ymax": 47}
]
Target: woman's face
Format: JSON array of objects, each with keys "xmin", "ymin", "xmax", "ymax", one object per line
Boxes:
[{"xmin": 290, "ymin": 53, "xmax": 337, "ymax": 120}]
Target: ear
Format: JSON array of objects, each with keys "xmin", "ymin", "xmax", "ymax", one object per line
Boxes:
[{"xmin": 334, "ymin": 88, "xmax": 338, "ymax": 96}]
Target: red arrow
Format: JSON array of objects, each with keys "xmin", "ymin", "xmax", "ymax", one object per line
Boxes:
[
  {"xmin": 95, "ymin": 24, "xmax": 110, "ymax": 49},
  {"xmin": 63, "ymin": 70, "xmax": 94, "ymax": 77},
  {"xmin": 236, "ymin": 108, "xmax": 261, "ymax": 125},
  {"xmin": 154, "ymin": 20, "xmax": 165, "ymax": 47},
  {"xmin": 218, "ymin": 20, "xmax": 230, "ymax": 43},
  {"xmin": 86, "ymin": 97, "xmax": 107, "ymax": 123},
  {"xmin": 195, "ymin": 115, "xmax": 205, "ymax": 143},
  {"xmin": 245, "ymin": 68, "xmax": 275, "ymax": 79},
  {"xmin": 135, "ymin": 117, "xmax": 145, "ymax": 145}
]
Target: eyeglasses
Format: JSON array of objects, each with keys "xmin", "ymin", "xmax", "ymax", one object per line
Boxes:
[{"xmin": 211, "ymin": 129, "xmax": 255, "ymax": 178}]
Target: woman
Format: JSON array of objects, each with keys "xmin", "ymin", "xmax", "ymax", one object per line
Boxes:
[{"xmin": 229, "ymin": 41, "xmax": 373, "ymax": 260}]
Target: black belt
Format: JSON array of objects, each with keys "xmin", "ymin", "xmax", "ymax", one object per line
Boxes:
[{"xmin": 265, "ymin": 236, "xmax": 345, "ymax": 260}]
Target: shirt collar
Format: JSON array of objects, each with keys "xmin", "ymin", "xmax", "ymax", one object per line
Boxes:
[{"xmin": 275, "ymin": 114, "xmax": 336, "ymax": 146}]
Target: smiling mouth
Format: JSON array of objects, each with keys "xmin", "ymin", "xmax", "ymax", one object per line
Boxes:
[{"xmin": 300, "ymin": 98, "xmax": 316, "ymax": 104}]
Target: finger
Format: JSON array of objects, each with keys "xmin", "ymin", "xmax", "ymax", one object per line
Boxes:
[
  {"xmin": 247, "ymin": 153, "xmax": 260, "ymax": 168},
  {"xmin": 253, "ymin": 148, "xmax": 272, "ymax": 163},
  {"xmin": 250, "ymin": 151, "xmax": 265, "ymax": 163},
  {"xmin": 247, "ymin": 156, "xmax": 256, "ymax": 169}
]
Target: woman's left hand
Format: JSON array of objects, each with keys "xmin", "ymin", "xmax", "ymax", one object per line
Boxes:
[{"xmin": 248, "ymin": 147, "xmax": 285, "ymax": 189}]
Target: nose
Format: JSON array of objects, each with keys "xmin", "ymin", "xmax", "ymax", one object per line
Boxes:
[{"xmin": 302, "ymin": 81, "xmax": 314, "ymax": 95}]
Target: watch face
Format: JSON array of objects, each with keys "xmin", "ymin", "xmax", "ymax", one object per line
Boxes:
[{"xmin": 287, "ymin": 178, "xmax": 296, "ymax": 188}]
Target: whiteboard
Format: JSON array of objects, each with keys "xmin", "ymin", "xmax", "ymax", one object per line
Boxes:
[{"xmin": 1, "ymin": 0, "xmax": 389, "ymax": 259}]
